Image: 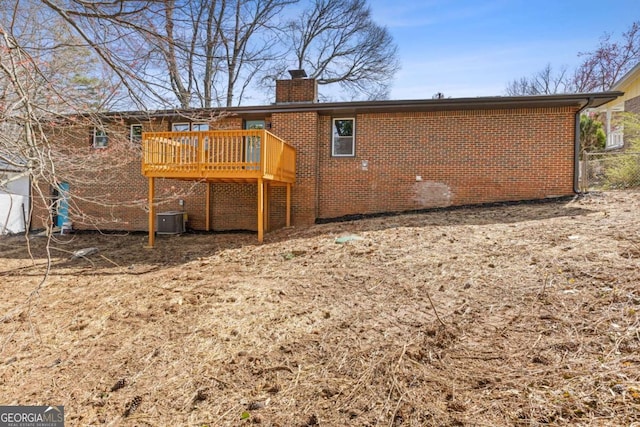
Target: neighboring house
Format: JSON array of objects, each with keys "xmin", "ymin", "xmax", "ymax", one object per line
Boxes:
[
  {"xmin": 0, "ymin": 162, "xmax": 30, "ymax": 235},
  {"xmin": 593, "ymin": 62, "xmax": 640, "ymax": 150},
  {"xmin": 34, "ymin": 74, "xmax": 620, "ymax": 243}
]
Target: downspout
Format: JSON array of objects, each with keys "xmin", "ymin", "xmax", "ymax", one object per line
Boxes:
[
  {"xmin": 315, "ymin": 115, "xmax": 321, "ymax": 221},
  {"xmin": 574, "ymin": 97, "xmax": 594, "ymax": 194}
]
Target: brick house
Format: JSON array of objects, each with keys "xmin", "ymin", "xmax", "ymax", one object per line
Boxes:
[{"xmin": 36, "ymin": 76, "xmax": 620, "ymax": 243}]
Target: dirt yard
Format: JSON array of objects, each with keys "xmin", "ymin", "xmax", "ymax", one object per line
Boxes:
[{"xmin": 1, "ymin": 191, "xmax": 639, "ymax": 426}]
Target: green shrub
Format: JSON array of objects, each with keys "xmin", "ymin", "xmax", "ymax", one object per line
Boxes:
[
  {"xmin": 603, "ymin": 154, "xmax": 640, "ymax": 188},
  {"xmin": 603, "ymin": 113, "xmax": 640, "ymax": 188},
  {"xmin": 580, "ymin": 115, "xmax": 606, "ymax": 155}
]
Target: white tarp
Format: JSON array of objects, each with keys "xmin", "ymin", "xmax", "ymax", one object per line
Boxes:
[{"xmin": 0, "ymin": 172, "xmax": 29, "ymax": 234}]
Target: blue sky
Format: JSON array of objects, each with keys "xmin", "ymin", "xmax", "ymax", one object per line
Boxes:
[{"xmin": 368, "ymin": 0, "xmax": 640, "ymax": 99}]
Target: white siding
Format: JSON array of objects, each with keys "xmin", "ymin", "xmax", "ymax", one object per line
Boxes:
[{"xmin": 0, "ymin": 172, "xmax": 30, "ymax": 234}]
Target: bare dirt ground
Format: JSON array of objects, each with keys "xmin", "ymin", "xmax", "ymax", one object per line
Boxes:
[{"xmin": 1, "ymin": 191, "xmax": 639, "ymax": 427}]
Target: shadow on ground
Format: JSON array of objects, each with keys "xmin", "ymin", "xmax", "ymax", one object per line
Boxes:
[{"xmin": 0, "ymin": 197, "xmax": 596, "ymax": 277}]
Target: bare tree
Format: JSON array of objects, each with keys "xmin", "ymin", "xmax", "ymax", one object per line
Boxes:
[
  {"xmin": 1, "ymin": 1, "xmax": 116, "ymax": 185},
  {"xmin": 128, "ymin": 0, "xmax": 297, "ymax": 108},
  {"xmin": 36, "ymin": 0, "xmax": 204, "ymax": 110},
  {"xmin": 220, "ymin": 0, "xmax": 298, "ymax": 107},
  {"xmin": 133, "ymin": 0, "xmax": 399, "ymax": 106},
  {"xmin": 281, "ymin": 0, "xmax": 399, "ymax": 100},
  {"xmin": 573, "ymin": 22, "xmax": 640, "ymax": 92},
  {"xmin": 137, "ymin": 0, "xmax": 223, "ymax": 108},
  {"xmin": 505, "ymin": 64, "xmax": 573, "ymax": 96},
  {"xmin": 0, "ymin": 0, "xmax": 182, "ymax": 239},
  {"xmin": 32, "ymin": 0, "xmax": 399, "ymax": 107},
  {"xmin": 0, "ymin": 13, "xmax": 141, "ymax": 216},
  {"xmin": 1, "ymin": 0, "xmax": 238, "ymax": 235},
  {"xmin": 506, "ymin": 21, "xmax": 640, "ymax": 96}
]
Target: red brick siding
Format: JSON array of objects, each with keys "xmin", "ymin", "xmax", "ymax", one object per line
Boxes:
[
  {"xmin": 36, "ymin": 105, "xmax": 578, "ymax": 232},
  {"xmin": 270, "ymin": 111, "xmax": 319, "ymax": 226},
  {"xmin": 625, "ymin": 95, "xmax": 640, "ymax": 115},
  {"xmin": 33, "ymin": 116, "xmax": 263, "ymax": 232},
  {"xmin": 317, "ymin": 107, "xmax": 577, "ymax": 219},
  {"xmin": 275, "ymin": 79, "xmax": 318, "ymax": 103},
  {"xmin": 31, "ymin": 121, "xmax": 146, "ymax": 230}
]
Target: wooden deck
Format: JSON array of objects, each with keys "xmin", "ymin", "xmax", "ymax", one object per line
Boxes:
[
  {"xmin": 142, "ymin": 129, "xmax": 296, "ymax": 183},
  {"xmin": 141, "ymin": 130, "xmax": 296, "ymax": 246}
]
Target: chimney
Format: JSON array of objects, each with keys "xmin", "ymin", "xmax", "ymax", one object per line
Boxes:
[{"xmin": 275, "ymin": 69, "xmax": 318, "ymax": 104}]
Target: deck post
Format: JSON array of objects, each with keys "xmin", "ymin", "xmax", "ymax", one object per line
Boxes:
[
  {"xmin": 197, "ymin": 133, "xmax": 204, "ymax": 175},
  {"xmin": 205, "ymin": 182, "xmax": 211, "ymax": 231},
  {"xmin": 257, "ymin": 178, "xmax": 264, "ymax": 243},
  {"xmin": 286, "ymin": 183, "xmax": 291, "ymax": 227},
  {"xmin": 141, "ymin": 130, "xmax": 296, "ymax": 244},
  {"xmin": 265, "ymin": 182, "xmax": 271, "ymax": 232},
  {"xmin": 146, "ymin": 177, "xmax": 156, "ymax": 248}
]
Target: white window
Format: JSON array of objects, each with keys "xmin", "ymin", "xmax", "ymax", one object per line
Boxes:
[
  {"xmin": 192, "ymin": 123, "xmax": 209, "ymax": 132},
  {"xmin": 332, "ymin": 118, "xmax": 355, "ymax": 157},
  {"xmin": 172, "ymin": 122, "xmax": 210, "ymax": 150},
  {"xmin": 93, "ymin": 128, "xmax": 108, "ymax": 148},
  {"xmin": 130, "ymin": 124, "xmax": 143, "ymax": 143},
  {"xmin": 171, "ymin": 123, "xmax": 191, "ymax": 132},
  {"xmin": 606, "ymin": 126, "xmax": 624, "ymax": 149},
  {"xmin": 171, "ymin": 122, "xmax": 209, "ymax": 132}
]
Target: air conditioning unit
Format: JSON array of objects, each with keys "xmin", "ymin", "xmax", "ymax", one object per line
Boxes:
[{"xmin": 156, "ymin": 211, "xmax": 186, "ymax": 234}]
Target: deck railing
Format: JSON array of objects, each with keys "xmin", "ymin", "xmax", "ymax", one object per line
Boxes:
[{"xmin": 142, "ymin": 130, "xmax": 296, "ymax": 182}]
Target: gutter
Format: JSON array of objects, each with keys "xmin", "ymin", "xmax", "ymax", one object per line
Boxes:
[
  {"xmin": 99, "ymin": 91, "xmax": 623, "ymax": 120},
  {"xmin": 574, "ymin": 97, "xmax": 594, "ymax": 194}
]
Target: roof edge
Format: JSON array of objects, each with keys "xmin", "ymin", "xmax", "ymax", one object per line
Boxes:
[
  {"xmin": 612, "ymin": 62, "xmax": 640, "ymax": 91},
  {"xmin": 101, "ymin": 91, "xmax": 624, "ymax": 120}
]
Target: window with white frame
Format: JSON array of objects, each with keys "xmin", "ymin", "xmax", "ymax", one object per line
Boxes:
[
  {"xmin": 93, "ymin": 128, "xmax": 108, "ymax": 148},
  {"xmin": 606, "ymin": 125, "xmax": 624, "ymax": 149},
  {"xmin": 192, "ymin": 123, "xmax": 209, "ymax": 131},
  {"xmin": 171, "ymin": 122, "xmax": 209, "ymax": 132},
  {"xmin": 172, "ymin": 122, "xmax": 210, "ymax": 149},
  {"xmin": 332, "ymin": 118, "xmax": 355, "ymax": 156},
  {"xmin": 192, "ymin": 123, "xmax": 210, "ymax": 151},
  {"xmin": 171, "ymin": 123, "xmax": 191, "ymax": 132},
  {"xmin": 130, "ymin": 124, "xmax": 143, "ymax": 143}
]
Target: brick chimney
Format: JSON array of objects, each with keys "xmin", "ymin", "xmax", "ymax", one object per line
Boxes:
[{"xmin": 275, "ymin": 70, "xmax": 318, "ymax": 104}]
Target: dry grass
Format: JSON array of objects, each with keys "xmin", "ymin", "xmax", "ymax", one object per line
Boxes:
[{"xmin": 1, "ymin": 191, "xmax": 640, "ymax": 426}]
